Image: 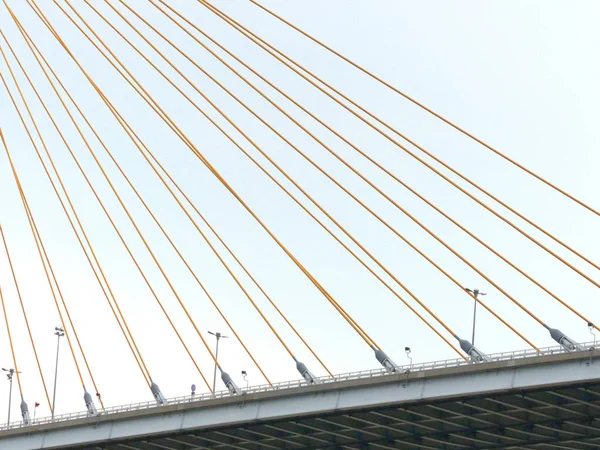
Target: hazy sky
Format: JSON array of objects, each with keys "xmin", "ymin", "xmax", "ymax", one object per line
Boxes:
[{"xmin": 1, "ymin": 0, "xmax": 599, "ymax": 423}]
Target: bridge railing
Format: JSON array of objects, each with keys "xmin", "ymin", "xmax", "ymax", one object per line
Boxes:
[{"xmin": 1, "ymin": 340, "xmax": 595, "ymax": 432}]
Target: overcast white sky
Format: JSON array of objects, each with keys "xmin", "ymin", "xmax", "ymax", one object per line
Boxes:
[{"xmin": 1, "ymin": 0, "xmax": 599, "ymax": 423}]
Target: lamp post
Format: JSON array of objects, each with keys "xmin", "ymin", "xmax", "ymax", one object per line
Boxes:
[
  {"xmin": 208, "ymin": 331, "xmax": 228, "ymax": 392},
  {"xmin": 465, "ymin": 288, "xmax": 486, "ymax": 346},
  {"xmin": 2, "ymin": 368, "xmax": 16, "ymax": 426},
  {"xmin": 52, "ymin": 327, "xmax": 65, "ymax": 420}
]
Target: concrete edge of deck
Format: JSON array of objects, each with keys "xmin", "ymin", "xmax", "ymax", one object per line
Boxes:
[{"xmin": 2, "ymin": 349, "xmax": 599, "ymax": 449}]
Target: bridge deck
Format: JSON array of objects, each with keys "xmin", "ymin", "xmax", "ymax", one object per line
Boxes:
[
  {"xmin": 2, "ymin": 349, "xmax": 600, "ymax": 449},
  {"xmin": 117, "ymin": 377, "xmax": 600, "ymax": 450}
]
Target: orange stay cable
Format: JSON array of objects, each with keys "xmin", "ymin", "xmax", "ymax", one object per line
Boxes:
[
  {"xmin": 75, "ymin": 0, "xmax": 372, "ymax": 349},
  {"xmin": 0, "ymin": 24, "xmax": 151, "ymax": 388},
  {"xmin": 103, "ymin": 1, "xmax": 459, "ymax": 361},
  {"xmin": 0, "ymin": 61, "xmax": 97, "ymax": 395},
  {"xmin": 22, "ymin": 185, "xmax": 107, "ymax": 408},
  {"xmin": 143, "ymin": 142, "xmax": 362, "ymax": 370},
  {"xmin": 91, "ymin": 0, "xmax": 521, "ymax": 353},
  {"xmin": 7, "ymin": 4, "xmax": 209, "ymax": 392},
  {"xmin": 114, "ymin": 0, "xmax": 535, "ymax": 348},
  {"xmin": 99, "ymin": 100, "xmax": 308, "ymax": 381},
  {"xmin": 222, "ymin": 1, "xmax": 600, "ymax": 276},
  {"xmin": 18, "ymin": 181, "xmax": 90, "ymax": 391},
  {"xmin": 51, "ymin": 0, "xmax": 529, "ymax": 353},
  {"xmin": 22, "ymin": 22, "xmax": 274, "ymax": 386},
  {"xmin": 0, "ymin": 286, "xmax": 23, "ymax": 395},
  {"xmin": 150, "ymin": 1, "xmax": 597, "ymax": 331},
  {"xmin": 139, "ymin": 0, "xmax": 465, "ymax": 358},
  {"xmin": 0, "ymin": 219, "xmax": 52, "ymax": 411},
  {"xmin": 2, "ymin": 8, "xmax": 151, "ymax": 384},
  {"xmin": 18, "ymin": 0, "xmax": 214, "ymax": 391},
  {"xmin": 250, "ymin": 0, "xmax": 600, "ymax": 219},
  {"xmin": 103, "ymin": 101, "xmax": 277, "ymax": 383},
  {"xmin": 0, "ymin": 70, "xmax": 149, "ymax": 390},
  {"xmin": 198, "ymin": 0, "xmax": 600, "ymax": 288},
  {"xmin": 51, "ymin": 0, "xmax": 377, "ymax": 350},
  {"xmin": 29, "ymin": 0, "xmax": 268, "ymax": 384},
  {"xmin": 0, "ymin": 62, "xmax": 117, "ymax": 408},
  {"xmin": 108, "ymin": 0, "xmax": 336, "ymax": 376}
]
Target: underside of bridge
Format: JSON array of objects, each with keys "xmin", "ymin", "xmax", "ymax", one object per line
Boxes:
[{"xmin": 76, "ymin": 379, "xmax": 600, "ymax": 450}]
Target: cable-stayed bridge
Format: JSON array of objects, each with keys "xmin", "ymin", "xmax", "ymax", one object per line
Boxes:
[{"xmin": 0, "ymin": 1, "xmax": 599, "ymax": 449}]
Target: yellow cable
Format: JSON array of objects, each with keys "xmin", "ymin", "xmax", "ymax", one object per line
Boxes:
[
  {"xmin": 73, "ymin": 0, "xmax": 374, "ymax": 350},
  {"xmin": 149, "ymin": 1, "xmax": 597, "ymax": 331},
  {"xmin": 0, "ymin": 286, "xmax": 23, "ymax": 396},
  {"xmin": 24, "ymin": 0, "xmax": 460, "ymax": 362},
  {"xmin": 250, "ymin": 0, "xmax": 600, "ymax": 220},
  {"xmin": 19, "ymin": 184, "xmax": 89, "ymax": 390},
  {"xmin": 0, "ymin": 23, "xmax": 151, "ymax": 389},
  {"xmin": 110, "ymin": 0, "xmax": 537, "ymax": 348},
  {"xmin": 0, "ymin": 60, "xmax": 97, "ymax": 396},
  {"xmin": 49, "ymin": 0, "xmax": 377, "ymax": 349},
  {"xmin": 21, "ymin": 24, "xmax": 274, "ymax": 386},
  {"xmin": 106, "ymin": 0, "xmax": 335, "ymax": 377},
  {"xmin": 0, "ymin": 220, "xmax": 52, "ymax": 412},
  {"xmin": 16, "ymin": 0, "xmax": 214, "ymax": 391},
  {"xmin": 0, "ymin": 24, "xmax": 150, "ymax": 386},
  {"xmin": 75, "ymin": 0, "xmax": 516, "ymax": 356},
  {"xmin": 23, "ymin": 189, "xmax": 107, "ymax": 407},
  {"xmin": 140, "ymin": 0, "xmax": 466, "ymax": 358},
  {"xmin": 42, "ymin": 0, "xmax": 532, "ymax": 351},
  {"xmin": 99, "ymin": 77, "xmax": 355, "ymax": 369},
  {"xmin": 198, "ymin": 0, "xmax": 600, "ymax": 288},
  {"xmin": 100, "ymin": 44, "xmax": 458, "ymax": 365}
]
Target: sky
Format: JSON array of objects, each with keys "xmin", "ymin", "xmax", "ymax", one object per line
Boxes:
[{"xmin": 0, "ymin": 0, "xmax": 599, "ymax": 424}]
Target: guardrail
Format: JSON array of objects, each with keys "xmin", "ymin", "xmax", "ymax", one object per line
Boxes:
[{"xmin": 1, "ymin": 340, "xmax": 596, "ymax": 432}]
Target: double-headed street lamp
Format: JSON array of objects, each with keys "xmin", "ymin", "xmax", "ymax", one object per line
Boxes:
[
  {"xmin": 2, "ymin": 367, "xmax": 17, "ymax": 426},
  {"xmin": 2, "ymin": 368, "xmax": 30, "ymax": 425},
  {"xmin": 208, "ymin": 331, "xmax": 228, "ymax": 393},
  {"xmin": 465, "ymin": 288, "xmax": 486, "ymax": 346}
]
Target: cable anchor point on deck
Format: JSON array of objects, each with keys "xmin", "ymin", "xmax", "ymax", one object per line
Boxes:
[
  {"xmin": 20, "ymin": 396, "xmax": 31, "ymax": 425},
  {"xmin": 293, "ymin": 357, "xmax": 319, "ymax": 384},
  {"xmin": 372, "ymin": 346, "xmax": 398, "ymax": 373},
  {"xmin": 84, "ymin": 390, "xmax": 99, "ymax": 416},
  {"xmin": 456, "ymin": 336, "xmax": 491, "ymax": 363},
  {"xmin": 219, "ymin": 366, "xmax": 241, "ymax": 395},
  {"xmin": 544, "ymin": 324, "xmax": 583, "ymax": 352},
  {"xmin": 150, "ymin": 381, "xmax": 167, "ymax": 406}
]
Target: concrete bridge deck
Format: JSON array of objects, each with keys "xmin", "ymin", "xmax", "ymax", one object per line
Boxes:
[{"xmin": 2, "ymin": 346, "xmax": 600, "ymax": 449}]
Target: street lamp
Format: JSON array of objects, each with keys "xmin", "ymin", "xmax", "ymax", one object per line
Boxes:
[
  {"xmin": 2, "ymin": 368, "xmax": 16, "ymax": 426},
  {"xmin": 52, "ymin": 327, "xmax": 65, "ymax": 420},
  {"xmin": 465, "ymin": 288, "xmax": 486, "ymax": 346},
  {"xmin": 208, "ymin": 331, "xmax": 228, "ymax": 392}
]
